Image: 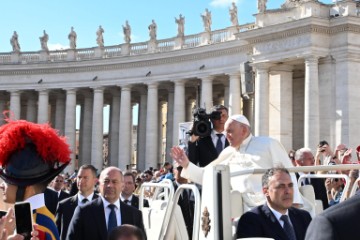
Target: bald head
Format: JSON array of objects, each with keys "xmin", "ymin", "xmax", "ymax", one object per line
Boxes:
[{"xmin": 99, "ymin": 167, "xmax": 124, "ymax": 203}]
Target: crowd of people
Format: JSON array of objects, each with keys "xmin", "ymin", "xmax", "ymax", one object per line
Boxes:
[{"xmin": 0, "ymin": 103, "xmax": 359, "ymax": 240}]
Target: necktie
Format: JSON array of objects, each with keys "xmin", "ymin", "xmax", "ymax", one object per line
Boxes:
[
  {"xmin": 107, "ymin": 204, "xmax": 117, "ymax": 233},
  {"xmin": 280, "ymin": 215, "xmax": 297, "ymax": 240},
  {"xmin": 124, "ymin": 199, "xmax": 130, "ymax": 205},
  {"xmin": 81, "ymin": 198, "xmax": 88, "ymax": 204},
  {"xmin": 304, "ymin": 178, "xmax": 310, "ymax": 185},
  {"xmin": 216, "ymin": 134, "xmax": 223, "ymax": 154}
]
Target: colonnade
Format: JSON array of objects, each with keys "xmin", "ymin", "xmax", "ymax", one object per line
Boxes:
[{"xmin": 2, "ymin": 73, "xmax": 243, "ymax": 173}]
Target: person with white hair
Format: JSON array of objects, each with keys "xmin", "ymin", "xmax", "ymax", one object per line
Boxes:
[{"xmin": 171, "ymin": 114, "xmax": 304, "ymax": 208}]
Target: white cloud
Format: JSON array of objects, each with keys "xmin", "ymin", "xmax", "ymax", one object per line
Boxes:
[
  {"xmin": 210, "ymin": 0, "xmax": 241, "ymax": 8},
  {"xmin": 48, "ymin": 43, "xmax": 69, "ymax": 51}
]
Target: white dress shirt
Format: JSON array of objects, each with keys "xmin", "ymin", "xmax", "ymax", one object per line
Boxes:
[
  {"xmin": 100, "ymin": 196, "xmax": 122, "ymax": 227},
  {"xmin": 77, "ymin": 192, "xmax": 95, "ymax": 206}
]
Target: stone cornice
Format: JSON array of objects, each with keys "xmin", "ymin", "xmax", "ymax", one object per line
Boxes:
[
  {"xmin": 0, "ymin": 44, "xmax": 251, "ymax": 76},
  {"xmin": 240, "ymin": 18, "xmax": 360, "ymax": 44}
]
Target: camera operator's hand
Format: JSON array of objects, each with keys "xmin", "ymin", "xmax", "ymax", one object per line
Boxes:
[
  {"xmin": 189, "ymin": 135, "xmax": 199, "ymax": 143},
  {"xmin": 170, "ymin": 146, "xmax": 190, "ymax": 168}
]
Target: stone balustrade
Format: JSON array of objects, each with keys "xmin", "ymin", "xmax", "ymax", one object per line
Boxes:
[{"xmin": 0, "ymin": 23, "xmax": 256, "ymax": 64}]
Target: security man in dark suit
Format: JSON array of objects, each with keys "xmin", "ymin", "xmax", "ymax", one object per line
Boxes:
[
  {"xmin": 67, "ymin": 166, "xmax": 146, "ymax": 240},
  {"xmin": 294, "ymin": 148, "xmax": 329, "ymax": 209},
  {"xmin": 237, "ymin": 167, "xmax": 312, "ymax": 240},
  {"xmin": 120, "ymin": 171, "xmax": 149, "ymax": 209},
  {"xmin": 305, "ymin": 194, "xmax": 360, "ymax": 240},
  {"xmin": 187, "ymin": 105, "xmax": 229, "ymax": 167},
  {"xmin": 56, "ymin": 164, "xmax": 99, "ymax": 240}
]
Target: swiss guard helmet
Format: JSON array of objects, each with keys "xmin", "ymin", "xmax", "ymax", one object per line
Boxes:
[{"xmin": 0, "ymin": 118, "xmax": 71, "ymax": 201}]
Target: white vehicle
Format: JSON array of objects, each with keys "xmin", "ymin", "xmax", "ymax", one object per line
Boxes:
[{"xmin": 139, "ymin": 164, "xmax": 360, "ymax": 240}]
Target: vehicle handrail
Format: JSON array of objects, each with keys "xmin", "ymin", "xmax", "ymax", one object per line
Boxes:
[
  {"xmin": 139, "ymin": 179, "xmax": 174, "ymax": 211},
  {"xmin": 159, "ymin": 184, "xmax": 201, "ymax": 240},
  {"xmin": 349, "ymin": 177, "xmax": 360, "ymax": 197},
  {"xmin": 230, "ymin": 164, "xmax": 360, "ymax": 177}
]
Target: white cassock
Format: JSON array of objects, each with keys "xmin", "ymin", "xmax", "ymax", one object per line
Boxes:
[{"xmin": 181, "ymin": 134, "xmax": 304, "ymax": 207}]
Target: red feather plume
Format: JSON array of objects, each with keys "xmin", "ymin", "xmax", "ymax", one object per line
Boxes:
[{"xmin": 0, "ymin": 118, "xmax": 71, "ymax": 166}]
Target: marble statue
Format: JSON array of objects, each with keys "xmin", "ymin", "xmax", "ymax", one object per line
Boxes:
[
  {"xmin": 201, "ymin": 8, "xmax": 212, "ymax": 33},
  {"xmin": 68, "ymin": 27, "xmax": 77, "ymax": 49},
  {"xmin": 39, "ymin": 30, "xmax": 49, "ymax": 51},
  {"xmin": 148, "ymin": 19, "xmax": 157, "ymax": 41},
  {"xmin": 96, "ymin": 25, "xmax": 104, "ymax": 47},
  {"xmin": 122, "ymin": 20, "xmax": 131, "ymax": 44},
  {"xmin": 10, "ymin": 31, "xmax": 20, "ymax": 52},
  {"xmin": 175, "ymin": 14, "xmax": 185, "ymax": 38},
  {"xmin": 258, "ymin": 0, "xmax": 267, "ymax": 13},
  {"xmin": 229, "ymin": 2, "xmax": 238, "ymax": 26}
]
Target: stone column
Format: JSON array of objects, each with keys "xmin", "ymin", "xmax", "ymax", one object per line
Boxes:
[
  {"xmin": 64, "ymin": 89, "xmax": 77, "ymax": 172},
  {"xmin": 0, "ymin": 93, "xmax": 7, "ymax": 126},
  {"xmin": 108, "ymin": 89, "xmax": 120, "ymax": 167},
  {"xmin": 37, "ymin": 89, "xmax": 49, "ymax": 123},
  {"xmin": 91, "ymin": 87, "xmax": 104, "ymax": 172},
  {"xmin": 10, "ymin": 90, "xmax": 21, "ymax": 120},
  {"xmin": 228, "ymin": 73, "xmax": 241, "ymax": 115},
  {"xmin": 137, "ymin": 90, "xmax": 147, "ymax": 171},
  {"xmin": 269, "ymin": 65, "xmax": 293, "ymax": 151},
  {"xmin": 186, "ymin": 98, "xmax": 194, "ymax": 122},
  {"xmin": 319, "ymin": 56, "xmax": 336, "ymax": 148},
  {"xmin": 165, "ymin": 88, "xmax": 174, "ymax": 162},
  {"xmin": 172, "ymin": 80, "xmax": 186, "ymax": 146},
  {"xmin": 79, "ymin": 91, "xmax": 93, "ymax": 166},
  {"xmin": 118, "ymin": 86, "xmax": 132, "ymax": 170},
  {"xmin": 304, "ymin": 56, "xmax": 320, "ymax": 149},
  {"xmin": 26, "ymin": 93, "xmax": 37, "ymax": 122},
  {"xmin": 224, "ymin": 84, "xmax": 230, "ymax": 109},
  {"xmin": 254, "ymin": 63, "xmax": 272, "ymax": 136},
  {"xmin": 55, "ymin": 93, "xmax": 66, "ymax": 135},
  {"xmin": 200, "ymin": 76, "xmax": 213, "ymax": 111},
  {"xmin": 158, "ymin": 101, "xmax": 165, "ymax": 165},
  {"xmin": 145, "ymin": 83, "xmax": 158, "ymax": 169}
]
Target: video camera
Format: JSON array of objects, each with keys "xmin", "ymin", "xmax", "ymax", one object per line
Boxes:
[{"xmin": 188, "ymin": 107, "xmax": 221, "ymax": 137}]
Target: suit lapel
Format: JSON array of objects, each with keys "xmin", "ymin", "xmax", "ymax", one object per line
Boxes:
[
  {"xmin": 289, "ymin": 208, "xmax": 303, "ymax": 240},
  {"xmin": 69, "ymin": 195, "xmax": 78, "ymax": 212},
  {"xmin": 120, "ymin": 200, "xmax": 132, "ymax": 225},
  {"xmin": 131, "ymin": 195, "xmax": 139, "ymax": 209},
  {"xmin": 204, "ymin": 136, "xmax": 217, "ymax": 156},
  {"xmin": 94, "ymin": 198, "xmax": 107, "ymax": 240},
  {"xmin": 262, "ymin": 204, "xmax": 289, "ymax": 240}
]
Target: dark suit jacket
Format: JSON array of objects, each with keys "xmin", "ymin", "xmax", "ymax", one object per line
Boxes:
[
  {"xmin": 129, "ymin": 195, "xmax": 149, "ymax": 209},
  {"xmin": 187, "ymin": 135, "xmax": 229, "ymax": 167},
  {"xmin": 56, "ymin": 193, "xmax": 99, "ymax": 240},
  {"xmin": 305, "ymin": 194, "xmax": 360, "ymax": 240},
  {"xmin": 296, "ymin": 173, "xmax": 329, "ymax": 209},
  {"xmin": 66, "ymin": 197, "xmax": 146, "ymax": 240},
  {"xmin": 44, "ymin": 188, "xmax": 59, "ymax": 215},
  {"xmin": 237, "ymin": 204, "xmax": 312, "ymax": 240}
]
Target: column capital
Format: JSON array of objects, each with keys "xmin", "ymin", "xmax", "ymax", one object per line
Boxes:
[
  {"xmin": 10, "ymin": 90, "xmax": 22, "ymax": 95},
  {"xmin": 63, "ymin": 88, "xmax": 77, "ymax": 94},
  {"xmin": 199, "ymin": 75, "xmax": 214, "ymax": 82},
  {"xmin": 304, "ymin": 55, "xmax": 319, "ymax": 64},
  {"xmin": 147, "ymin": 82, "xmax": 158, "ymax": 89},
  {"xmin": 91, "ymin": 86, "xmax": 105, "ymax": 92},
  {"xmin": 253, "ymin": 62, "xmax": 275, "ymax": 71},
  {"xmin": 120, "ymin": 85, "xmax": 132, "ymax": 92},
  {"xmin": 37, "ymin": 89, "xmax": 49, "ymax": 93}
]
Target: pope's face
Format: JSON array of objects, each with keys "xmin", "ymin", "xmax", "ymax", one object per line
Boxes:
[{"xmin": 224, "ymin": 119, "xmax": 248, "ymax": 149}]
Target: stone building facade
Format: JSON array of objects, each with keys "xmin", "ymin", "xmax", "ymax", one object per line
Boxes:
[{"xmin": 0, "ymin": 1, "xmax": 359, "ymax": 172}]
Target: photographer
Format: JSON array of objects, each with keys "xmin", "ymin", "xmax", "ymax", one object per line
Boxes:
[{"xmin": 187, "ymin": 105, "xmax": 229, "ymax": 167}]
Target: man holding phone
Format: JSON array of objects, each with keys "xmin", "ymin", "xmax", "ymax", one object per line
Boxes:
[{"xmin": 0, "ymin": 119, "xmax": 71, "ymax": 240}]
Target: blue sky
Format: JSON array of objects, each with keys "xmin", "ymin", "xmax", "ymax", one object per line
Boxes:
[{"xmin": 0, "ymin": 0, "xmax": 334, "ymax": 52}]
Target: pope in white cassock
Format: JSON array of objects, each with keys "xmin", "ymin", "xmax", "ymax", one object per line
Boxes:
[{"xmin": 171, "ymin": 115, "xmax": 306, "ymax": 210}]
